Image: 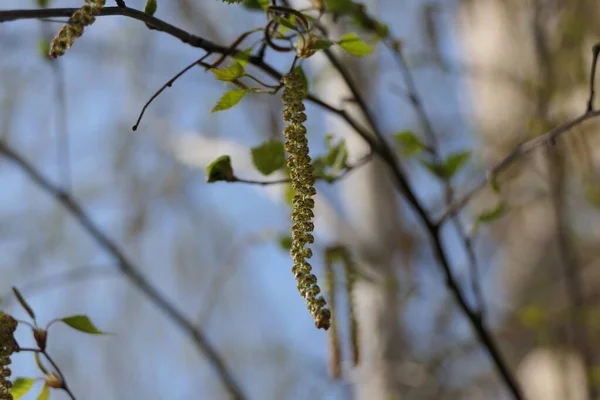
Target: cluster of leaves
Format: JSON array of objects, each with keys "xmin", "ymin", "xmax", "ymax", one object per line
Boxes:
[
  {"xmin": 394, "ymin": 131, "xmax": 506, "ymax": 227},
  {"xmin": 4, "ymin": 288, "xmax": 107, "ymax": 399}
]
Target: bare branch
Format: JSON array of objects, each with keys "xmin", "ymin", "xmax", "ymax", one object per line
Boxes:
[
  {"xmin": 439, "ymin": 109, "xmax": 600, "ymax": 225},
  {"xmin": 0, "ymin": 141, "xmax": 246, "ymax": 400}
]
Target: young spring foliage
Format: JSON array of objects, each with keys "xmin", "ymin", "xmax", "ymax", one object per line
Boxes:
[{"xmin": 282, "ymin": 70, "xmax": 331, "ymax": 330}]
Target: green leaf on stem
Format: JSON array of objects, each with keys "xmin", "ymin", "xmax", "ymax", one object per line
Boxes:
[
  {"xmin": 61, "ymin": 315, "xmax": 106, "ymax": 334},
  {"xmin": 338, "ymin": 32, "xmax": 373, "ymax": 56},
  {"xmin": 394, "ymin": 131, "xmax": 426, "ymax": 156},
  {"xmin": 211, "ymin": 62, "xmax": 245, "ymax": 82},
  {"xmin": 144, "ymin": 0, "xmax": 157, "ymax": 16},
  {"xmin": 206, "ymin": 155, "xmax": 235, "ymax": 183},
  {"xmin": 36, "ymin": 384, "xmax": 50, "ymax": 400},
  {"xmin": 10, "ymin": 378, "xmax": 36, "ymax": 399},
  {"xmin": 477, "ymin": 203, "xmax": 506, "ymax": 223},
  {"xmin": 211, "ymin": 89, "xmax": 248, "ymax": 112},
  {"xmin": 251, "ymin": 140, "xmax": 286, "ymax": 176}
]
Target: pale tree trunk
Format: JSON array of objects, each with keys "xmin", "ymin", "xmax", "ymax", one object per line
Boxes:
[{"xmin": 456, "ymin": 1, "xmax": 599, "ymax": 398}]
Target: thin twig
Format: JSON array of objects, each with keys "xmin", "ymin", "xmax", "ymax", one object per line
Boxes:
[
  {"xmin": 133, "ymin": 53, "xmax": 211, "ymax": 131},
  {"xmin": 439, "ymin": 109, "xmax": 600, "ymax": 225},
  {"xmin": 587, "ymin": 44, "xmax": 600, "ymax": 112},
  {"xmin": 387, "ymin": 41, "xmax": 486, "ymax": 318},
  {"xmin": 0, "ymin": 141, "xmax": 246, "ymax": 400},
  {"xmin": 1, "ymin": 265, "xmax": 118, "ymax": 305},
  {"xmin": 16, "ymin": 348, "xmax": 76, "ymax": 400}
]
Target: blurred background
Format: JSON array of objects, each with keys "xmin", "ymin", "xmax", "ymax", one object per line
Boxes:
[{"xmin": 1, "ymin": 0, "xmax": 600, "ymax": 399}]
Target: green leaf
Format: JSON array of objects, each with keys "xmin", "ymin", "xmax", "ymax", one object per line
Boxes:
[
  {"xmin": 206, "ymin": 155, "xmax": 235, "ymax": 183},
  {"xmin": 325, "ymin": 140, "xmax": 348, "ymax": 170},
  {"xmin": 312, "ymin": 38, "xmax": 334, "ymax": 51},
  {"xmin": 36, "ymin": 0, "xmax": 51, "ymax": 7},
  {"xmin": 243, "ymin": 0, "xmax": 268, "ymax": 10},
  {"xmin": 211, "ymin": 89, "xmax": 247, "ymax": 113},
  {"xmin": 232, "ymin": 49, "xmax": 252, "ymax": 67},
  {"xmin": 12, "ymin": 287, "xmax": 35, "ymax": 320},
  {"xmin": 441, "ymin": 151, "xmax": 471, "ymax": 179},
  {"xmin": 278, "ymin": 235, "xmax": 292, "ymax": 251},
  {"xmin": 36, "ymin": 384, "xmax": 49, "ymax": 400},
  {"xmin": 275, "ymin": 14, "xmax": 298, "ymax": 32},
  {"xmin": 325, "ymin": 0, "xmax": 355, "ymax": 13},
  {"xmin": 421, "ymin": 151, "xmax": 471, "ymax": 180},
  {"xmin": 477, "ymin": 203, "xmax": 506, "ymax": 223},
  {"xmin": 338, "ymin": 33, "xmax": 373, "ymax": 56},
  {"xmin": 10, "ymin": 378, "xmax": 36, "ymax": 399},
  {"xmin": 293, "ymin": 66, "xmax": 308, "ymax": 97},
  {"xmin": 519, "ymin": 305, "xmax": 546, "ymax": 330},
  {"xmin": 61, "ymin": 315, "xmax": 105, "ymax": 335},
  {"xmin": 420, "ymin": 160, "xmax": 442, "ymax": 179},
  {"xmin": 251, "ymin": 140, "xmax": 286, "ymax": 176},
  {"xmin": 210, "ymin": 62, "xmax": 245, "ymax": 82},
  {"xmin": 394, "ymin": 131, "xmax": 426, "ymax": 156},
  {"xmin": 311, "ymin": 157, "xmax": 328, "ymax": 178},
  {"xmin": 487, "ymin": 171, "xmax": 499, "ymax": 193},
  {"xmin": 37, "ymin": 40, "xmax": 51, "ymax": 62},
  {"xmin": 144, "ymin": 0, "xmax": 157, "ymax": 16}
]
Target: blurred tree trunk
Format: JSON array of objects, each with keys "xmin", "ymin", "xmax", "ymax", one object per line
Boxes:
[
  {"xmin": 313, "ymin": 1, "xmax": 410, "ymax": 398},
  {"xmin": 456, "ymin": 0, "xmax": 600, "ymax": 398}
]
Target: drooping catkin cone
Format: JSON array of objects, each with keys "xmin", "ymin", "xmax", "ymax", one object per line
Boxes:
[
  {"xmin": 0, "ymin": 314, "xmax": 18, "ymax": 400},
  {"xmin": 282, "ymin": 70, "xmax": 330, "ymax": 330}
]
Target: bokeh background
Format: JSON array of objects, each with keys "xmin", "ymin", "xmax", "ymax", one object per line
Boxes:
[{"xmin": 2, "ymin": 0, "xmax": 600, "ymax": 399}]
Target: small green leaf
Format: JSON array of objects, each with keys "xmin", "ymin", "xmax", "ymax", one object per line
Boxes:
[
  {"xmin": 243, "ymin": 0, "xmax": 268, "ymax": 10},
  {"xmin": 251, "ymin": 140, "xmax": 286, "ymax": 176},
  {"xmin": 10, "ymin": 378, "xmax": 36, "ymax": 399},
  {"xmin": 36, "ymin": 0, "xmax": 51, "ymax": 7},
  {"xmin": 206, "ymin": 155, "xmax": 235, "ymax": 183},
  {"xmin": 211, "ymin": 62, "xmax": 245, "ymax": 82},
  {"xmin": 338, "ymin": 33, "xmax": 373, "ymax": 56},
  {"xmin": 487, "ymin": 171, "xmax": 499, "ymax": 193},
  {"xmin": 211, "ymin": 89, "xmax": 248, "ymax": 113},
  {"xmin": 12, "ymin": 287, "xmax": 35, "ymax": 321},
  {"xmin": 36, "ymin": 384, "xmax": 49, "ymax": 400},
  {"xmin": 477, "ymin": 203, "xmax": 506, "ymax": 223},
  {"xmin": 61, "ymin": 315, "xmax": 105, "ymax": 335},
  {"xmin": 311, "ymin": 157, "xmax": 328, "ymax": 178},
  {"xmin": 37, "ymin": 40, "xmax": 51, "ymax": 62},
  {"xmin": 325, "ymin": 0, "xmax": 355, "ymax": 13},
  {"xmin": 232, "ymin": 49, "xmax": 252, "ymax": 67},
  {"xmin": 441, "ymin": 151, "xmax": 471, "ymax": 179},
  {"xmin": 275, "ymin": 14, "xmax": 298, "ymax": 32},
  {"xmin": 278, "ymin": 235, "xmax": 292, "ymax": 251},
  {"xmin": 312, "ymin": 38, "xmax": 334, "ymax": 51},
  {"xmin": 144, "ymin": 0, "xmax": 157, "ymax": 16},
  {"xmin": 325, "ymin": 140, "xmax": 348, "ymax": 170},
  {"xmin": 519, "ymin": 305, "xmax": 546, "ymax": 330},
  {"xmin": 394, "ymin": 131, "xmax": 426, "ymax": 156},
  {"xmin": 293, "ymin": 66, "xmax": 308, "ymax": 97},
  {"xmin": 420, "ymin": 160, "xmax": 442, "ymax": 178}
]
